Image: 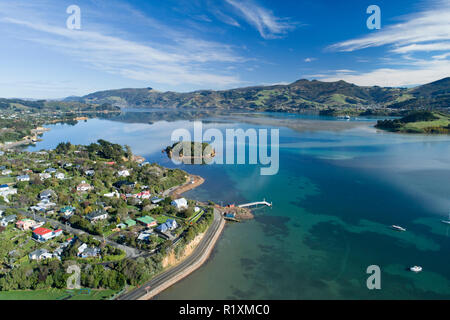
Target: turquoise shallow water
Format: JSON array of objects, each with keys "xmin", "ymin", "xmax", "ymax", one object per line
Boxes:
[{"xmin": 27, "ymin": 112, "xmax": 450, "ymax": 299}]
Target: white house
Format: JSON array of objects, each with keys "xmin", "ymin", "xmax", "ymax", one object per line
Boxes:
[
  {"xmin": 1, "ymin": 169, "xmax": 12, "ymax": 175},
  {"xmin": 86, "ymin": 210, "xmax": 108, "ymax": 223},
  {"xmin": 103, "ymin": 191, "xmax": 120, "ymax": 198},
  {"xmin": 55, "ymin": 172, "xmax": 65, "ymax": 180},
  {"xmin": 0, "ymin": 215, "xmax": 17, "ymax": 227},
  {"xmin": 39, "ymin": 189, "xmax": 54, "ymax": 199},
  {"xmin": 39, "ymin": 172, "xmax": 52, "ymax": 180},
  {"xmin": 85, "ymin": 170, "xmax": 95, "ymax": 176},
  {"xmin": 0, "ymin": 187, "xmax": 17, "ymax": 202},
  {"xmin": 16, "ymin": 175, "xmax": 30, "ymax": 182},
  {"xmin": 77, "ymin": 182, "xmax": 93, "ymax": 192},
  {"xmin": 117, "ymin": 169, "xmax": 130, "ymax": 177},
  {"xmin": 29, "ymin": 249, "xmax": 53, "ymax": 261},
  {"xmin": 171, "ymin": 198, "xmax": 188, "ymax": 210},
  {"xmin": 77, "ymin": 243, "xmax": 88, "ymax": 255}
]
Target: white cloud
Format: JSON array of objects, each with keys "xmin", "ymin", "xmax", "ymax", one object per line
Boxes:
[
  {"xmin": 225, "ymin": 0, "xmax": 296, "ymax": 39},
  {"xmin": 391, "ymin": 42, "xmax": 450, "ymax": 54},
  {"xmin": 0, "ymin": 2, "xmax": 246, "ymax": 90},
  {"xmin": 304, "ymin": 58, "xmax": 316, "ymax": 63},
  {"xmin": 315, "ymin": 59, "xmax": 450, "ymax": 87},
  {"xmin": 322, "ymin": 1, "xmax": 450, "ymax": 87},
  {"xmin": 329, "ymin": 1, "xmax": 450, "ymax": 52}
]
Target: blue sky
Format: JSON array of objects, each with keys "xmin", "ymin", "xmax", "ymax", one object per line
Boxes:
[{"xmin": 0, "ymin": 0, "xmax": 449, "ymax": 98}]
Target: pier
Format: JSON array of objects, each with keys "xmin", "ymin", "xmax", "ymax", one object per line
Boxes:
[{"xmin": 238, "ymin": 199, "xmax": 272, "ymax": 208}]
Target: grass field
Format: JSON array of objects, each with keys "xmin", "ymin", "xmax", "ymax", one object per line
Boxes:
[
  {"xmin": 0, "ymin": 288, "xmax": 117, "ymax": 300},
  {"xmin": 0, "ymin": 177, "xmax": 14, "ymax": 184},
  {"xmin": 401, "ymin": 113, "xmax": 450, "ymax": 133}
]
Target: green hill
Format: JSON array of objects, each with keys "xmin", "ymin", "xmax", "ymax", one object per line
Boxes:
[
  {"xmin": 375, "ymin": 111, "xmax": 450, "ymax": 134},
  {"xmin": 65, "ymin": 78, "xmax": 450, "ymax": 115}
]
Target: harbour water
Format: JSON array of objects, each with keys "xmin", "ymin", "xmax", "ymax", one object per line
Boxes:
[{"xmin": 27, "ymin": 111, "xmax": 450, "ymax": 299}]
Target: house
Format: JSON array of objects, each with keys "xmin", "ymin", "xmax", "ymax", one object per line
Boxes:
[
  {"xmin": 151, "ymin": 197, "xmax": 164, "ymax": 204},
  {"xmin": 32, "ymin": 227, "xmax": 62, "ymax": 242},
  {"xmin": 171, "ymin": 198, "xmax": 188, "ymax": 210},
  {"xmin": 0, "ymin": 187, "xmax": 17, "ymax": 202},
  {"xmin": 55, "ymin": 172, "xmax": 65, "ymax": 180},
  {"xmin": 77, "ymin": 243, "xmax": 88, "ymax": 255},
  {"xmin": 16, "ymin": 175, "xmax": 30, "ymax": 182},
  {"xmin": 116, "ymin": 223, "xmax": 126, "ymax": 229},
  {"xmin": 136, "ymin": 216, "xmax": 157, "ymax": 228},
  {"xmin": 39, "ymin": 172, "xmax": 52, "ymax": 180},
  {"xmin": 113, "ymin": 180, "xmax": 135, "ymax": 189},
  {"xmin": 86, "ymin": 210, "xmax": 108, "ymax": 223},
  {"xmin": 39, "ymin": 189, "xmax": 54, "ymax": 200},
  {"xmin": 45, "ymin": 168, "xmax": 57, "ymax": 174},
  {"xmin": 155, "ymin": 223, "xmax": 168, "ymax": 233},
  {"xmin": 31, "ymin": 199, "xmax": 56, "ymax": 212},
  {"xmin": 105, "ymin": 161, "xmax": 115, "ymax": 165},
  {"xmin": 103, "ymin": 191, "xmax": 120, "ymax": 198},
  {"xmin": 62, "ymin": 162, "xmax": 72, "ymax": 168},
  {"xmin": 0, "ymin": 184, "xmax": 8, "ymax": 191},
  {"xmin": 117, "ymin": 169, "xmax": 130, "ymax": 177},
  {"xmin": 29, "ymin": 249, "xmax": 53, "ymax": 261},
  {"xmin": 194, "ymin": 207, "xmax": 201, "ymax": 213},
  {"xmin": 137, "ymin": 230, "xmax": 153, "ymax": 242},
  {"xmin": 135, "ymin": 190, "xmax": 151, "ymax": 199},
  {"xmin": 84, "ymin": 170, "xmax": 95, "ymax": 176},
  {"xmin": 0, "ymin": 215, "xmax": 17, "ymax": 227},
  {"xmin": 165, "ymin": 219, "xmax": 178, "ymax": 230},
  {"xmin": 125, "ymin": 219, "xmax": 136, "ymax": 228},
  {"xmin": 16, "ymin": 219, "xmax": 38, "ymax": 231},
  {"xmin": 80, "ymin": 247, "xmax": 100, "ymax": 258},
  {"xmin": 1, "ymin": 169, "xmax": 12, "ymax": 175},
  {"xmin": 156, "ymin": 219, "xmax": 178, "ymax": 233},
  {"xmin": 77, "ymin": 243, "xmax": 100, "ymax": 258},
  {"xmin": 77, "ymin": 182, "xmax": 93, "ymax": 192},
  {"xmin": 60, "ymin": 206, "xmax": 75, "ymax": 218}
]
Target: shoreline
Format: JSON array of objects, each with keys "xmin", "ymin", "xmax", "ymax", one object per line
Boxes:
[
  {"xmin": 118, "ymin": 173, "xmax": 226, "ymax": 300},
  {"xmin": 169, "ymin": 174, "xmax": 205, "ymax": 198},
  {"xmin": 141, "ymin": 210, "xmax": 225, "ymax": 300},
  {"xmin": 117, "ymin": 208, "xmax": 225, "ymax": 300}
]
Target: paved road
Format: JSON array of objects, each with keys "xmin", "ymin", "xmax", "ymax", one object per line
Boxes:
[
  {"xmin": 0, "ymin": 205, "xmax": 142, "ymax": 258},
  {"xmin": 117, "ymin": 208, "xmax": 223, "ymax": 300}
]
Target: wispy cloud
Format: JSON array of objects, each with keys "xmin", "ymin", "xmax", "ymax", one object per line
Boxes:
[
  {"xmin": 321, "ymin": 0, "xmax": 450, "ymax": 86},
  {"xmin": 312, "ymin": 58, "xmax": 450, "ymax": 87},
  {"xmin": 225, "ymin": 0, "xmax": 296, "ymax": 39},
  {"xmin": 391, "ymin": 42, "xmax": 450, "ymax": 54},
  {"xmin": 328, "ymin": 1, "xmax": 450, "ymax": 52},
  {"xmin": 0, "ymin": 1, "xmax": 246, "ymax": 91}
]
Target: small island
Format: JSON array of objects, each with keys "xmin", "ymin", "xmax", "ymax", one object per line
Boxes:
[
  {"xmin": 375, "ymin": 111, "xmax": 450, "ymax": 134},
  {"xmin": 165, "ymin": 141, "xmax": 215, "ymax": 164}
]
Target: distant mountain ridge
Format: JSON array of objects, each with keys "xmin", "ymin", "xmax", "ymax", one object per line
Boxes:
[{"xmin": 65, "ymin": 77, "xmax": 450, "ymax": 113}]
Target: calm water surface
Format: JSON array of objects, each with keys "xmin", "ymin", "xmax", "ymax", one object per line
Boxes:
[{"xmin": 27, "ymin": 112, "xmax": 450, "ymax": 299}]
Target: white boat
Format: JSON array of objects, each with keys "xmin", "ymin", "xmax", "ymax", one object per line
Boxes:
[
  {"xmin": 410, "ymin": 266, "xmax": 422, "ymax": 273},
  {"xmin": 441, "ymin": 213, "xmax": 450, "ymax": 225},
  {"xmin": 392, "ymin": 225, "xmax": 406, "ymax": 232}
]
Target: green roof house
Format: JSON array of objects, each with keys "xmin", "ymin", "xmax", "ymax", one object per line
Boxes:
[
  {"xmin": 125, "ymin": 219, "xmax": 136, "ymax": 227},
  {"xmin": 136, "ymin": 216, "xmax": 157, "ymax": 227}
]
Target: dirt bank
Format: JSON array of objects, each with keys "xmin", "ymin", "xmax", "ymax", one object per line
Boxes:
[{"xmin": 170, "ymin": 174, "xmax": 205, "ymax": 198}]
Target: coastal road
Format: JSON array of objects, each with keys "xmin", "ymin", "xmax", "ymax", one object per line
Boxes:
[
  {"xmin": 117, "ymin": 208, "xmax": 224, "ymax": 300},
  {"xmin": 0, "ymin": 205, "xmax": 142, "ymax": 258}
]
